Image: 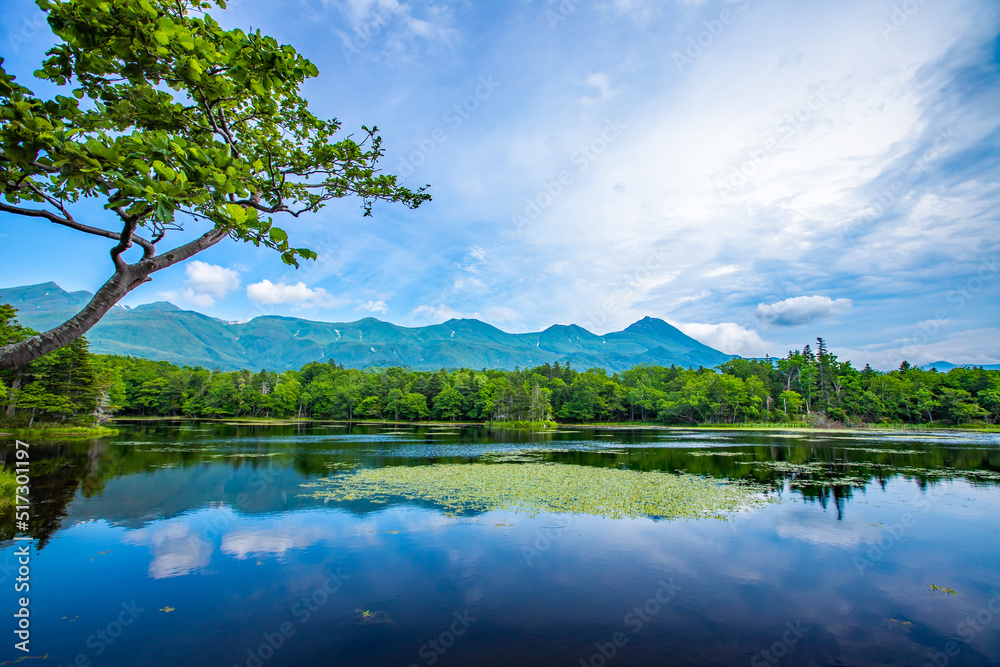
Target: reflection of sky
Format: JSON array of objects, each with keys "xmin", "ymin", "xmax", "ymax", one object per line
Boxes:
[{"xmin": 6, "ymin": 476, "xmax": 1000, "ymax": 666}]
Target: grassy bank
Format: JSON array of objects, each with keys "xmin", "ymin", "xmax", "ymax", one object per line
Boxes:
[
  {"xmin": 0, "ymin": 466, "xmax": 14, "ymax": 512},
  {"xmin": 0, "ymin": 425, "xmax": 119, "ymax": 439}
]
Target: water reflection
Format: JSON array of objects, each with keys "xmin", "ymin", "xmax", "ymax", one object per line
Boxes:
[
  {"xmin": 3, "ymin": 422, "xmax": 998, "ymax": 545},
  {"xmin": 1, "ymin": 422, "xmax": 999, "ymax": 665}
]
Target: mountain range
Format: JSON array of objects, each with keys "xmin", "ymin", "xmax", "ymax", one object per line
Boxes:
[{"xmin": 1, "ymin": 282, "xmax": 734, "ymax": 372}]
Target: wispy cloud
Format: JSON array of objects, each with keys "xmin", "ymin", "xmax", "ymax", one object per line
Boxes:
[{"xmin": 358, "ymin": 299, "xmax": 389, "ymax": 313}]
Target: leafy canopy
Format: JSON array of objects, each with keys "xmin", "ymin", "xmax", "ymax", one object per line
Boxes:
[{"xmin": 1, "ymin": 0, "xmax": 429, "ymax": 266}]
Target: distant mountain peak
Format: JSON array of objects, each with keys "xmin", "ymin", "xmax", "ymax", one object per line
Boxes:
[
  {"xmin": 543, "ymin": 322, "xmax": 589, "ymax": 332},
  {"xmin": 133, "ymin": 301, "xmax": 182, "ymax": 312},
  {"xmin": 624, "ymin": 316, "xmax": 675, "ymax": 333}
]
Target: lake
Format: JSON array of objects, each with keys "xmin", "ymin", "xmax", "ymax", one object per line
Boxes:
[{"xmin": 2, "ymin": 421, "xmax": 1000, "ymax": 666}]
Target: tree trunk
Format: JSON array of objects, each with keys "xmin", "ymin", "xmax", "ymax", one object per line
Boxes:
[
  {"xmin": 5, "ymin": 377, "xmax": 20, "ymax": 417},
  {"xmin": 0, "ymin": 228, "xmax": 227, "ymax": 371}
]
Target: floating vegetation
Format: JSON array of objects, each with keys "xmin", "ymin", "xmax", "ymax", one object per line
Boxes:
[
  {"xmin": 687, "ymin": 451, "xmax": 745, "ymax": 457},
  {"xmin": 479, "ymin": 451, "xmax": 548, "ymax": 464},
  {"xmin": 841, "ymin": 448, "xmax": 924, "ymax": 455},
  {"xmin": 928, "ymin": 585, "xmax": 957, "ymax": 595},
  {"xmin": 0, "ymin": 655, "xmax": 50, "ymax": 665},
  {"xmin": 159, "ymin": 606, "xmax": 176, "ymax": 613},
  {"xmin": 478, "ymin": 448, "xmax": 575, "ymax": 464},
  {"xmin": 305, "ymin": 463, "xmax": 774, "ymax": 520},
  {"xmin": 354, "ymin": 609, "xmax": 392, "ymax": 625},
  {"xmin": 325, "ymin": 461, "xmax": 360, "ymax": 471},
  {"xmin": 737, "ymin": 460, "xmax": 868, "ymax": 488}
]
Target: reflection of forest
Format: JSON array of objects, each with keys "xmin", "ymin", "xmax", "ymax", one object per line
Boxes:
[{"xmin": 2, "ymin": 421, "xmax": 999, "ymax": 546}]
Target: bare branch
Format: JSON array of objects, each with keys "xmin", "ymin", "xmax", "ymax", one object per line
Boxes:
[{"xmin": 0, "ymin": 201, "xmax": 157, "ymax": 256}]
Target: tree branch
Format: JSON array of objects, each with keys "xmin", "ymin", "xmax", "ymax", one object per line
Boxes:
[{"xmin": 0, "ymin": 201, "xmax": 157, "ymax": 256}]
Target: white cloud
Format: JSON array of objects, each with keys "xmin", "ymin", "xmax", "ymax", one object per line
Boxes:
[
  {"xmin": 185, "ymin": 261, "xmax": 240, "ymax": 298},
  {"xmin": 580, "ymin": 72, "xmax": 618, "ymax": 106},
  {"xmin": 246, "ymin": 280, "xmax": 341, "ymax": 308},
  {"xmin": 703, "ymin": 265, "xmax": 739, "ymax": 278},
  {"xmin": 358, "ymin": 299, "xmax": 389, "ymax": 314},
  {"xmin": 122, "ymin": 518, "xmax": 217, "ymax": 579},
  {"xmin": 458, "ymin": 246, "xmax": 488, "ymax": 274},
  {"xmin": 776, "ymin": 523, "xmax": 863, "ymax": 548},
  {"xmin": 755, "ymin": 296, "xmax": 852, "ymax": 327},
  {"xmin": 673, "ymin": 321, "xmax": 772, "ymax": 356},
  {"xmin": 169, "ymin": 261, "xmax": 241, "ymax": 307},
  {"xmin": 413, "ymin": 303, "xmax": 465, "ymax": 322}
]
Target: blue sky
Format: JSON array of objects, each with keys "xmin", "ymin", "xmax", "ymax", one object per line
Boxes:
[{"xmin": 1, "ymin": 0, "xmax": 999, "ymax": 368}]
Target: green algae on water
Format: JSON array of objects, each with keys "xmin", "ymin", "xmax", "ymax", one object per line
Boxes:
[{"xmin": 305, "ymin": 462, "xmax": 774, "ymax": 520}]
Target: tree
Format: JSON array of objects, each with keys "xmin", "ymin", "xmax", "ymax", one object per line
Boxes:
[
  {"xmin": 779, "ymin": 390, "xmax": 803, "ymax": 418},
  {"xmin": 400, "ymin": 392, "xmax": 429, "ymax": 420},
  {"xmin": 433, "ymin": 384, "xmax": 464, "ymax": 421},
  {"xmin": 0, "ymin": 0, "xmax": 429, "ymax": 371}
]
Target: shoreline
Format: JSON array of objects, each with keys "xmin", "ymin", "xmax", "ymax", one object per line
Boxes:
[{"xmin": 101, "ymin": 417, "xmax": 1000, "ymax": 434}]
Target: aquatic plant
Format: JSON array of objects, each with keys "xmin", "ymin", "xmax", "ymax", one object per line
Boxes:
[{"xmin": 305, "ymin": 462, "xmax": 774, "ymax": 520}]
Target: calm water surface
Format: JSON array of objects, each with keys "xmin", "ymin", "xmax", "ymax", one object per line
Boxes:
[{"xmin": 2, "ymin": 422, "xmax": 1000, "ymax": 666}]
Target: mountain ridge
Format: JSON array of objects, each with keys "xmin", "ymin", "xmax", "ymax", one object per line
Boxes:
[{"xmin": 1, "ymin": 281, "xmax": 734, "ymax": 372}]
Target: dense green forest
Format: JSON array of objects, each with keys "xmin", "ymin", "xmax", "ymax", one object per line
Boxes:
[{"xmin": 2, "ymin": 305, "xmax": 998, "ymax": 427}]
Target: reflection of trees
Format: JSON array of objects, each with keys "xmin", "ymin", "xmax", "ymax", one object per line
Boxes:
[
  {"xmin": 1, "ymin": 442, "xmax": 101, "ymax": 548},
  {"xmin": 3, "ymin": 423, "xmax": 999, "ymax": 545}
]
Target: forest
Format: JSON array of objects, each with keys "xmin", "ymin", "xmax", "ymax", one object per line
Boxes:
[{"xmin": 2, "ymin": 304, "xmax": 997, "ymax": 428}]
